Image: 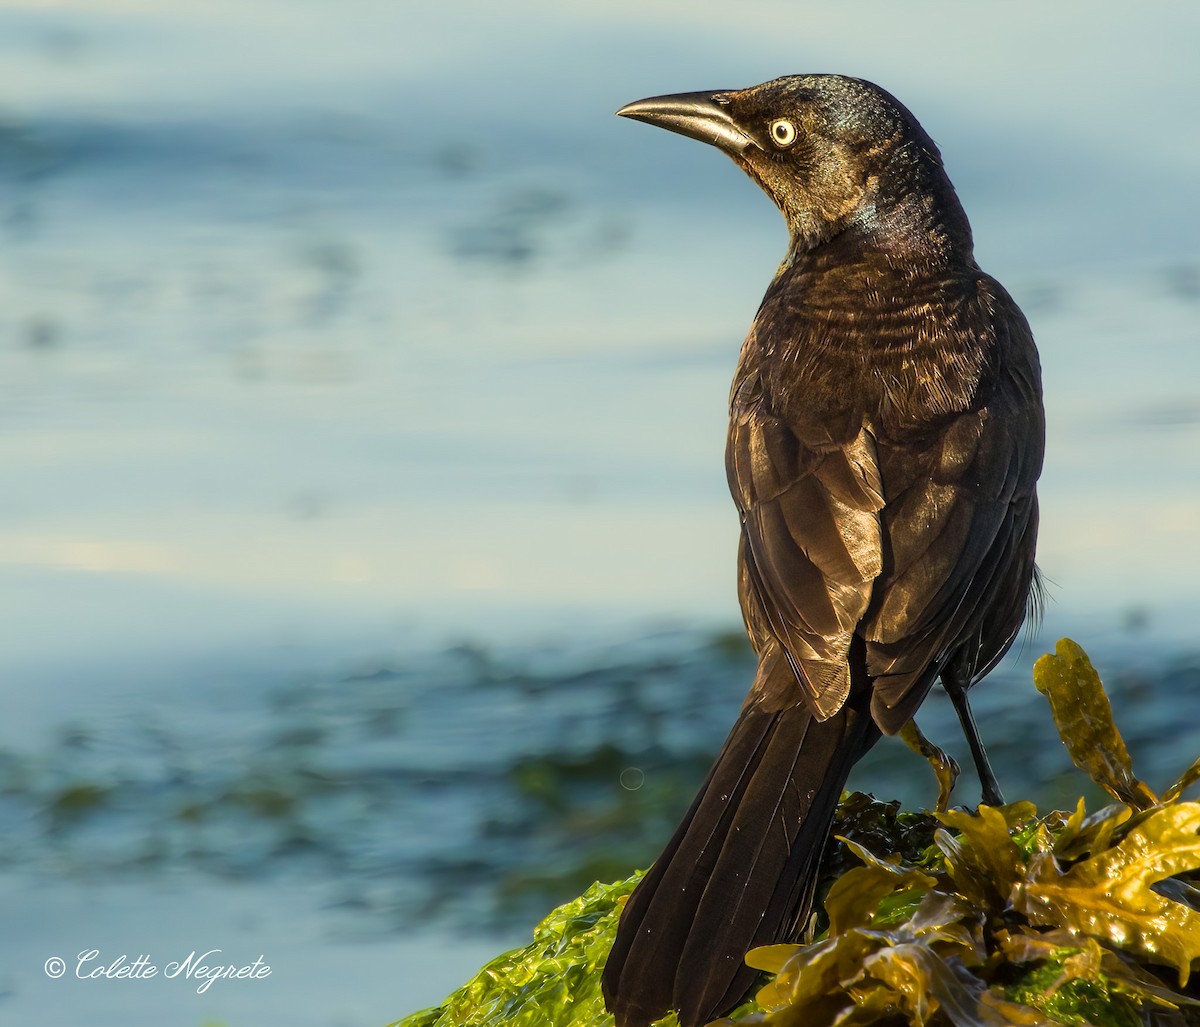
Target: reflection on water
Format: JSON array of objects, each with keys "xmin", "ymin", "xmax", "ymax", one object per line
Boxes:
[{"xmin": 3, "ymin": 627, "xmax": 1198, "ymax": 935}]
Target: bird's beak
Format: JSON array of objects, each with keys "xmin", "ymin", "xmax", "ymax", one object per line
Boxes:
[{"xmin": 616, "ymin": 90, "xmax": 758, "ymax": 155}]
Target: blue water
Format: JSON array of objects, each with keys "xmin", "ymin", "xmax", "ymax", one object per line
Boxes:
[{"xmin": 2, "ymin": 2, "xmax": 1199, "ymax": 1025}]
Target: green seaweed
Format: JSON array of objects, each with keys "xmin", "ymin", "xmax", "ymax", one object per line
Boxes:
[
  {"xmin": 387, "ymin": 877, "xmax": 684, "ymax": 1027},
  {"xmin": 1033, "ymin": 639, "xmax": 1158, "ymax": 811},
  {"xmin": 386, "ymin": 640, "xmax": 1200, "ymax": 1026}
]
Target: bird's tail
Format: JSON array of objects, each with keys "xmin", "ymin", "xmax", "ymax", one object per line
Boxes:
[{"xmin": 601, "ymin": 688, "xmax": 879, "ymax": 1027}]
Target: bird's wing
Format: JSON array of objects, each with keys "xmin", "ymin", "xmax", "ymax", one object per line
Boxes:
[
  {"xmin": 727, "ymin": 370, "xmax": 885, "ymax": 719},
  {"xmin": 863, "ymin": 292, "xmax": 1044, "ymax": 732},
  {"xmin": 728, "ymin": 284, "xmax": 1042, "ymax": 729}
]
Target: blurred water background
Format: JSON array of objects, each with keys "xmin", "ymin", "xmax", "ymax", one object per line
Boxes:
[{"xmin": 2, "ymin": 2, "xmax": 1199, "ymax": 1024}]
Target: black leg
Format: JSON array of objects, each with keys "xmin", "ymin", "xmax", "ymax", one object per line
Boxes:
[{"xmin": 941, "ymin": 670, "xmax": 1004, "ymax": 807}]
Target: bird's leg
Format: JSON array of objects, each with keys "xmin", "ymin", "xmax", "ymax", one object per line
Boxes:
[
  {"xmin": 898, "ymin": 720, "xmax": 959, "ymax": 813},
  {"xmin": 941, "ymin": 670, "xmax": 1004, "ymax": 807}
]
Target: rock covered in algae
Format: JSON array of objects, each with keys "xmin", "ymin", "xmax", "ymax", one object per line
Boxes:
[{"xmin": 387, "ymin": 874, "xmax": 681, "ymax": 1027}]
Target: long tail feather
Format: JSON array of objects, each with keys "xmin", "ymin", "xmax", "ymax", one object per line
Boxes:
[{"xmin": 602, "ymin": 691, "xmax": 878, "ymax": 1027}]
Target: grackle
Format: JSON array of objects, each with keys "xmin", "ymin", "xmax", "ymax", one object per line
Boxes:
[{"xmin": 603, "ymin": 75, "xmax": 1044, "ymax": 1027}]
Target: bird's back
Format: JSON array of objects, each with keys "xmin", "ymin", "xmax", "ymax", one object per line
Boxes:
[{"xmin": 730, "ymin": 246, "xmax": 1042, "ymax": 728}]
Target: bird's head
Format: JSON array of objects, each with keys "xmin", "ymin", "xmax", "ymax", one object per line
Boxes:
[{"xmin": 618, "ymin": 75, "xmax": 971, "ymax": 261}]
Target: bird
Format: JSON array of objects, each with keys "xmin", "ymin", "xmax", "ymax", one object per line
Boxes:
[{"xmin": 602, "ymin": 75, "xmax": 1044, "ymax": 1027}]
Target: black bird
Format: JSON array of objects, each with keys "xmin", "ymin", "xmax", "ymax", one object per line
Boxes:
[{"xmin": 603, "ymin": 75, "xmax": 1044, "ymax": 1027}]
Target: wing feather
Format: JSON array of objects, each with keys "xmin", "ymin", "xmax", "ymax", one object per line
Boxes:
[
  {"xmin": 729, "ymin": 392, "xmax": 883, "ymax": 718},
  {"xmin": 729, "ymin": 277, "xmax": 1042, "ymax": 732}
]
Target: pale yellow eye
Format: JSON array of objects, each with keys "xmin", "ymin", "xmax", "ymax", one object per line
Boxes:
[{"xmin": 769, "ymin": 118, "xmax": 797, "ymax": 147}]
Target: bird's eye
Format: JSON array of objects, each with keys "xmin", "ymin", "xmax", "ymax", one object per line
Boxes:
[{"xmin": 769, "ymin": 119, "xmax": 797, "ymax": 148}]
